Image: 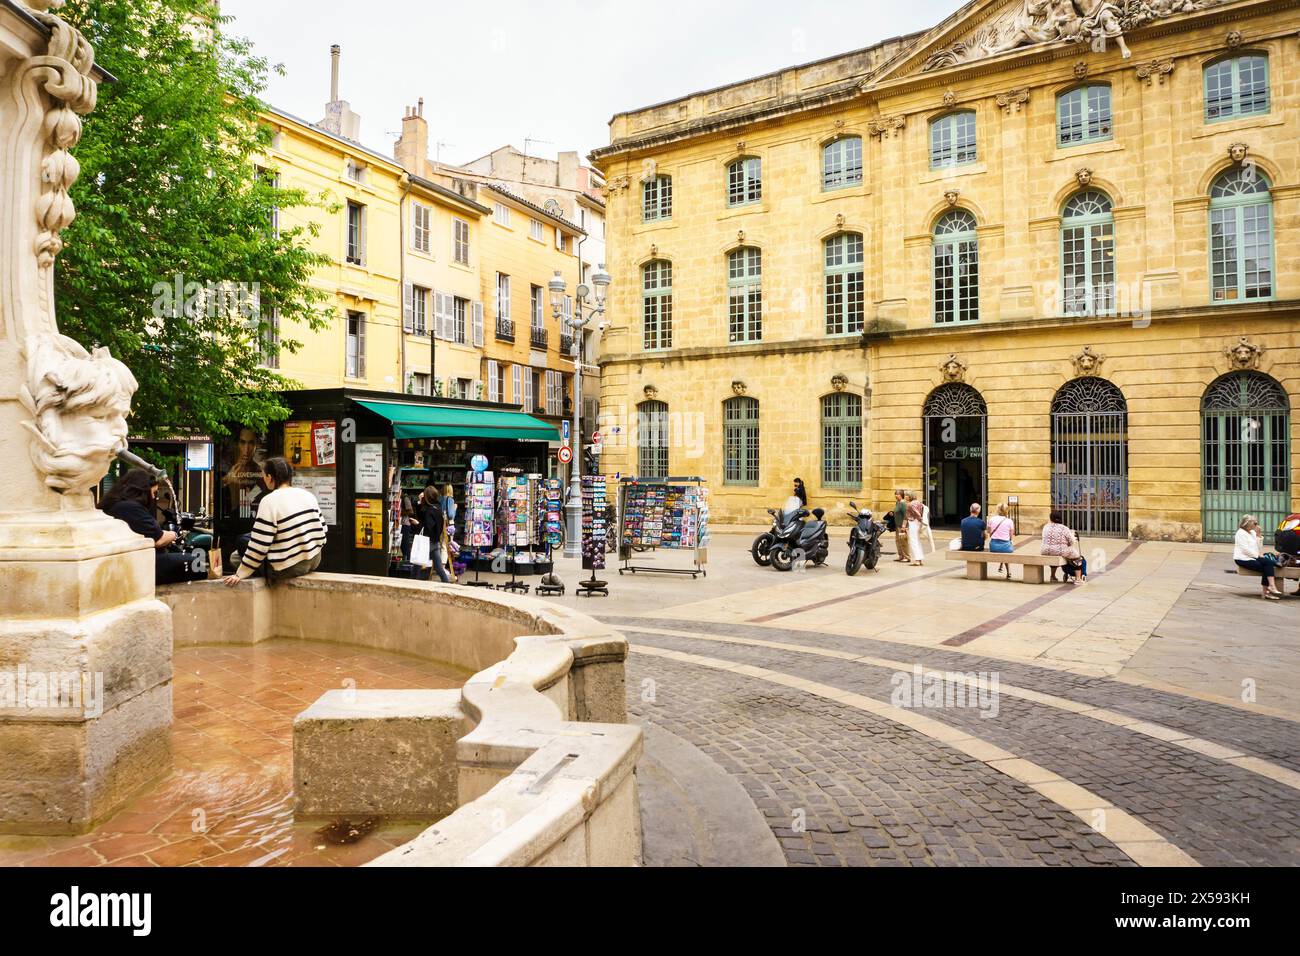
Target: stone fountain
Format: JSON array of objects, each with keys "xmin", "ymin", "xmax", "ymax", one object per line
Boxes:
[{"xmin": 0, "ymin": 0, "xmax": 172, "ymax": 834}]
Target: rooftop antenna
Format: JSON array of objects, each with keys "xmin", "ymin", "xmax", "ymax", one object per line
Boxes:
[
  {"xmin": 523, "ymin": 135, "xmax": 553, "ymax": 158},
  {"xmin": 435, "ymin": 141, "xmax": 456, "ymax": 163}
]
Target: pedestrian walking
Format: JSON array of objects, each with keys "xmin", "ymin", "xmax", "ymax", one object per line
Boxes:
[
  {"xmin": 906, "ymin": 491, "xmax": 925, "ymax": 566},
  {"xmin": 893, "ymin": 489, "xmax": 910, "ymax": 563},
  {"xmin": 987, "ymin": 502, "xmax": 1015, "ymax": 579},
  {"xmin": 921, "ymin": 498, "xmax": 936, "ymax": 554},
  {"xmin": 1235, "ymin": 515, "xmax": 1282, "ymax": 601},
  {"xmin": 416, "ymin": 485, "xmax": 452, "ymax": 584}
]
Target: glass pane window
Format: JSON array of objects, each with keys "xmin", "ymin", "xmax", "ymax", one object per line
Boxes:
[
  {"xmin": 727, "ymin": 247, "xmax": 762, "ymax": 343},
  {"xmin": 824, "ymin": 233, "xmax": 864, "ymax": 335},
  {"xmin": 1205, "ymin": 55, "xmax": 1269, "ymax": 122},
  {"xmin": 1210, "ymin": 167, "xmax": 1273, "ymax": 302},
  {"xmin": 1061, "ymin": 190, "xmax": 1115, "ymax": 316},
  {"xmin": 727, "ymin": 157, "xmax": 762, "ymax": 206},
  {"xmin": 1057, "ymin": 85, "xmax": 1112, "ymax": 146},
  {"xmin": 643, "ymin": 260, "xmax": 673, "ymax": 350},
  {"xmin": 821, "ymin": 393, "xmax": 863, "ymax": 488},
  {"xmin": 929, "ymin": 112, "xmax": 977, "ymax": 168},
  {"xmin": 822, "ymin": 137, "xmax": 863, "ymax": 190},
  {"xmin": 638, "ymin": 401, "xmax": 669, "ymax": 478},
  {"xmin": 723, "ymin": 397, "xmax": 760, "ymax": 485},
  {"xmin": 933, "ymin": 210, "xmax": 979, "ymax": 324},
  {"xmin": 643, "ymin": 175, "xmax": 673, "ymax": 221}
]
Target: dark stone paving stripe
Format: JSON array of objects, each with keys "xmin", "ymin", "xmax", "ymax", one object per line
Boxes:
[
  {"xmin": 943, "ymin": 540, "xmax": 1143, "ymax": 647},
  {"xmin": 597, "ymin": 613, "xmax": 1300, "ymax": 773},
  {"xmin": 626, "ymin": 630, "xmax": 1300, "ymax": 866},
  {"xmin": 628, "ymin": 654, "xmax": 1133, "ymax": 868}
]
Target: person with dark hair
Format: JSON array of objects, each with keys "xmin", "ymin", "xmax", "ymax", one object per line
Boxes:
[
  {"xmin": 415, "ymin": 484, "xmax": 451, "ymax": 584},
  {"xmin": 1042, "ymin": 509, "xmax": 1086, "ymax": 584},
  {"xmin": 792, "ymin": 478, "xmax": 808, "ymax": 508},
  {"xmin": 224, "ymin": 457, "xmax": 326, "ymax": 587},
  {"xmin": 101, "ymin": 469, "xmax": 194, "ymax": 584}
]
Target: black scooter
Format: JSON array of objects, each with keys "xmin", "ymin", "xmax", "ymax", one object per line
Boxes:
[
  {"xmin": 751, "ymin": 507, "xmax": 786, "ymax": 566},
  {"xmin": 771, "ymin": 507, "xmax": 829, "ymax": 572},
  {"xmin": 844, "ymin": 502, "xmax": 885, "ymax": 576}
]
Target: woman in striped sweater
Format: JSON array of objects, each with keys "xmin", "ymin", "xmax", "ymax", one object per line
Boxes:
[{"xmin": 224, "ymin": 457, "xmax": 327, "ymax": 587}]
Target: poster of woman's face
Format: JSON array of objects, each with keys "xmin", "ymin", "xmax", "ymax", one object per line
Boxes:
[{"xmin": 220, "ymin": 426, "xmax": 266, "ymax": 520}]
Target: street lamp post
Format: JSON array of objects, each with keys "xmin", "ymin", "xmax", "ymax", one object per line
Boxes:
[{"xmin": 551, "ymin": 265, "xmax": 610, "ymax": 559}]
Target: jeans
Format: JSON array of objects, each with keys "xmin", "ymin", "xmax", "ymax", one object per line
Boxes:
[
  {"xmin": 1236, "ymin": 556, "xmax": 1278, "ymax": 585},
  {"xmin": 428, "ymin": 544, "xmax": 451, "ymax": 583},
  {"xmin": 266, "ymin": 552, "xmax": 321, "ymax": 585}
]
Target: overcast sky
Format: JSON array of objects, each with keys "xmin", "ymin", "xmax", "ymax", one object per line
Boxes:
[{"xmin": 219, "ymin": 0, "xmax": 960, "ymax": 166}]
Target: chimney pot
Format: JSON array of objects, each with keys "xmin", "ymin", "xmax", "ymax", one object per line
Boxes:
[
  {"xmin": 418, "ymin": 97, "xmax": 424, "ymax": 117},
  {"xmin": 330, "ymin": 45, "xmax": 341, "ymax": 102}
]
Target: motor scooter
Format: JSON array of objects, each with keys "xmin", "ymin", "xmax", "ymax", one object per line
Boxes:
[
  {"xmin": 770, "ymin": 506, "xmax": 829, "ymax": 572},
  {"xmin": 843, "ymin": 502, "xmax": 885, "ymax": 576}
]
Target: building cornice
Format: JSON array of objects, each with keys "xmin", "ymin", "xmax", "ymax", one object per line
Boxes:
[{"xmin": 599, "ymin": 335, "xmax": 864, "ymax": 367}]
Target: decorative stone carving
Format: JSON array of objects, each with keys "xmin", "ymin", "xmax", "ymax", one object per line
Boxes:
[
  {"xmin": 1071, "ymin": 345, "xmax": 1106, "ymax": 377},
  {"xmin": 18, "ymin": 334, "xmax": 138, "ymax": 495},
  {"xmin": 831, "ymin": 373, "xmax": 849, "ymax": 392},
  {"xmin": 643, "ymin": 384, "xmax": 659, "ymax": 400},
  {"xmin": 650, "ymin": 243, "xmax": 657, "ymax": 257},
  {"xmin": 835, "ymin": 213, "xmax": 845, "ymax": 228},
  {"xmin": 867, "ymin": 115, "xmax": 906, "ymax": 138},
  {"xmin": 944, "ymin": 188, "xmax": 960, "ymax": 207},
  {"xmin": 1135, "ymin": 57, "xmax": 1175, "ymax": 85},
  {"xmin": 737, "ymin": 230, "xmax": 745, "ymax": 243},
  {"xmin": 942, "ymin": 90, "xmax": 957, "ymax": 108},
  {"xmin": 736, "ymin": 140, "xmax": 746, "ymax": 152},
  {"xmin": 606, "ymin": 175, "xmax": 630, "ymax": 194},
  {"xmin": 1225, "ymin": 30, "xmax": 1243, "ymax": 49},
  {"xmin": 996, "ymin": 88, "xmax": 1030, "ymax": 114},
  {"xmin": 939, "ymin": 353, "xmax": 967, "ymax": 384},
  {"xmin": 731, "ymin": 380, "xmax": 747, "ymax": 396},
  {"xmin": 1225, "ymin": 336, "xmax": 1263, "ymax": 371},
  {"xmin": 921, "ymin": 1, "xmax": 1230, "ymax": 72},
  {"xmin": 1228, "ymin": 142, "xmax": 1249, "ymax": 165},
  {"xmin": 1073, "ymin": 60, "xmax": 1089, "ymax": 79},
  {"xmin": 1076, "ymin": 167, "xmax": 1094, "ymax": 188},
  {"xmin": 833, "ymin": 118, "xmax": 846, "ymax": 130}
]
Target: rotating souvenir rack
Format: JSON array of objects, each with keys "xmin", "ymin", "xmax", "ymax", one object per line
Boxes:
[
  {"xmin": 496, "ymin": 473, "xmax": 543, "ymax": 593},
  {"xmin": 463, "ymin": 469, "xmax": 495, "ymax": 587},
  {"xmin": 617, "ymin": 476, "xmax": 709, "ymax": 578},
  {"xmin": 578, "ymin": 474, "xmax": 609, "ymax": 597}
]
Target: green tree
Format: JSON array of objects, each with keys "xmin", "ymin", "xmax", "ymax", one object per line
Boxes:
[{"xmin": 57, "ymin": 0, "xmax": 333, "ymax": 440}]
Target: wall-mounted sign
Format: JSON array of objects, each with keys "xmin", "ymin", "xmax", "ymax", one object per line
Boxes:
[
  {"xmin": 356, "ymin": 443, "xmax": 384, "ymax": 494},
  {"xmin": 355, "ymin": 498, "xmax": 384, "ymax": 550},
  {"xmin": 185, "ymin": 442, "xmax": 213, "ymax": 472},
  {"xmin": 298, "ymin": 475, "xmax": 338, "ymax": 526}
]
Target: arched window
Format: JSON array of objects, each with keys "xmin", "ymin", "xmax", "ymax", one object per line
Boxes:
[
  {"xmin": 723, "ymin": 396, "xmax": 760, "ymax": 485},
  {"xmin": 637, "ymin": 400, "xmax": 669, "ymax": 478},
  {"xmin": 727, "ymin": 157, "xmax": 762, "ymax": 207},
  {"xmin": 821, "ymin": 393, "xmax": 863, "ymax": 488},
  {"xmin": 1061, "ymin": 190, "xmax": 1115, "ymax": 316},
  {"xmin": 824, "ymin": 233, "xmax": 864, "ymax": 335},
  {"xmin": 1056, "ymin": 84, "xmax": 1112, "ymax": 146},
  {"xmin": 1204, "ymin": 54, "xmax": 1269, "ymax": 122},
  {"xmin": 727, "ymin": 247, "xmax": 762, "ymax": 343},
  {"xmin": 822, "ymin": 136, "xmax": 863, "ymax": 190},
  {"xmin": 642, "ymin": 260, "xmax": 673, "ymax": 350},
  {"xmin": 1210, "ymin": 166, "xmax": 1273, "ymax": 302},
  {"xmin": 929, "ymin": 111, "xmax": 977, "ymax": 169},
  {"xmin": 642, "ymin": 174, "xmax": 672, "ymax": 222},
  {"xmin": 933, "ymin": 210, "xmax": 979, "ymax": 324}
]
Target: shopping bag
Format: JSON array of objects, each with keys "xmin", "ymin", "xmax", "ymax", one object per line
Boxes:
[
  {"xmin": 207, "ymin": 547, "xmax": 223, "ymax": 580},
  {"xmin": 411, "ymin": 533, "xmax": 432, "ymax": 568},
  {"xmin": 948, "ymin": 538, "xmax": 961, "ymax": 552}
]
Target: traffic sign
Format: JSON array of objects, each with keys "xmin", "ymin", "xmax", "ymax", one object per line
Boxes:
[
  {"xmin": 562, "ymin": 421, "xmax": 571, "ymax": 443},
  {"xmin": 558, "ymin": 446, "xmax": 573, "ymax": 464},
  {"xmin": 591, "ymin": 430, "xmax": 602, "ymax": 447}
]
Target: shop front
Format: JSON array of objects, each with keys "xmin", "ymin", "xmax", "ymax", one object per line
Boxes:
[{"xmin": 212, "ymin": 389, "xmax": 559, "ymax": 577}]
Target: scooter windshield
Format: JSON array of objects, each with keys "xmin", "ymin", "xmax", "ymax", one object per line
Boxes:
[{"xmin": 780, "ymin": 496, "xmax": 803, "ymax": 520}]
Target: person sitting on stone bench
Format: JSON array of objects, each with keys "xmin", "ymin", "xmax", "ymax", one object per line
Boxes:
[
  {"xmin": 224, "ymin": 457, "xmax": 327, "ymax": 588},
  {"xmin": 1042, "ymin": 510, "xmax": 1087, "ymax": 584},
  {"xmin": 1235, "ymin": 514, "xmax": 1283, "ymax": 601}
]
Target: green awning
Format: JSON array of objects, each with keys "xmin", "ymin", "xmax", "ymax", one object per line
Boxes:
[{"xmin": 355, "ymin": 400, "xmax": 561, "ymax": 442}]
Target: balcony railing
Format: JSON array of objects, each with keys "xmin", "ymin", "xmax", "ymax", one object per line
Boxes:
[
  {"xmin": 530, "ymin": 326, "xmax": 549, "ymax": 350},
  {"xmin": 495, "ymin": 317, "xmax": 514, "ymax": 342},
  {"xmin": 560, "ymin": 333, "xmax": 574, "ymax": 356}
]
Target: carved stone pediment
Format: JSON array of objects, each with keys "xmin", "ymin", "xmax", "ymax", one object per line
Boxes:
[
  {"xmin": 1225, "ymin": 337, "xmax": 1263, "ymax": 371},
  {"xmin": 939, "ymin": 353, "xmax": 967, "ymax": 384}
]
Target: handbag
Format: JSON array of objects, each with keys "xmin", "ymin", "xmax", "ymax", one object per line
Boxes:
[{"xmin": 410, "ymin": 532, "xmax": 432, "ymax": 568}]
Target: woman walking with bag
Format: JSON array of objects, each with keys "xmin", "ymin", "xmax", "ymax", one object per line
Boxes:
[{"xmin": 416, "ymin": 485, "xmax": 451, "ymax": 584}]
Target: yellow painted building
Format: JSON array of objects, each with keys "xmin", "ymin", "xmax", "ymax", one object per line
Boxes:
[{"xmin": 592, "ymin": 0, "xmax": 1300, "ymax": 542}]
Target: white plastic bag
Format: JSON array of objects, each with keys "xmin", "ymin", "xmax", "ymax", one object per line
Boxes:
[
  {"xmin": 948, "ymin": 538, "xmax": 962, "ymax": 551},
  {"xmin": 411, "ymin": 532, "xmax": 432, "ymax": 568}
]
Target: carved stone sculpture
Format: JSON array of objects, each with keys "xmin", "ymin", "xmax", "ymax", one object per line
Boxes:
[
  {"xmin": 731, "ymin": 380, "xmax": 747, "ymax": 396},
  {"xmin": 831, "ymin": 373, "xmax": 849, "ymax": 392},
  {"xmin": 1228, "ymin": 142, "xmax": 1249, "ymax": 165},
  {"xmin": 1071, "ymin": 345, "xmax": 1106, "ymax": 376},
  {"xmin": 939, "ymin": 354, "xmax": 967, "ymax": 384},
  {"xmin": 1226, "ymin": 337, "xmax": 1262, "ymax": 371},
  {"xmin": 1076, "ymin": 167, "xmax": 1094, "ymax": 188}
]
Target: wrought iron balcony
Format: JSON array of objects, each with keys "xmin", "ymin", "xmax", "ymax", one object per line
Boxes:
[
  {"xmin": 495, "ymin": 317, "xmax": 514, "ymax": 342},
  {"xmin": 530, "ymin": 326, "xmax": 549, "ymax": 350},
  {"xmin": 560, "ymin": 333, "xmax": 574, "ymax": 356}
]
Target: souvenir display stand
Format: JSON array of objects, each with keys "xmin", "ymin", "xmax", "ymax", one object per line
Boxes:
[
  {"xmin": 617, "ymin": 476, "xmax": 710, "ymax": 578},
  {"xmin": 463, "ymin": 469, "xmax": 496, "ymax": 588},
  {"xmin": 578, "ymin": 474, "xmax": 609, "ymax": 597},
  {"xmin": 497, "ymin": 473, "xmax": 539, "ymax": 594}
]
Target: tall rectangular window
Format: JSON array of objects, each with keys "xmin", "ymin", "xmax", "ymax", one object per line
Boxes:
[
  {"xmin": 1205, "ymin": 55, "xmax": 1269, "ymax": 122},
  {"xmin": 822, "ymin": 137, "xmax": 863, "ymax": 190},
  {"xmin": 723, "ymin": 397, "xmax": 760, "ymax": 485},
  {"xmin": 412, "ymin": 202, "xmax": 431, "ymax": 253},
  {"xmin": 643, "ymin": 175, "xmax": 673, "ymax": 221},
  {"xmin": 643, "ymin": 260, "xmax": 672, "ymax": 350},
  {"xmin": 531, "ymin": 285, "xmax": 544, "ymax": 329},
  {"xmin": 825, "ymin": 233, "xmax": 865, "ymax": 335},
  {"xmin": 345, "ymin": 311, "xmax": 365, "ymax": 378},
  {"xmin": 346, "ymin": 201, "xmax": 364, "ymax": 265},
  {"xmin": 727, "ymin": 157, "xmax": 762, "ymax": 207},
  {"xmin": 727, "ymin": 247, "xmax": 762, "ymax": 343},
  {"xmin": 412, "ymin": 285, "xmax": 429, "ymax": 335},
  {"xmin": 493, "ymin": 201, "xmax": 511, "ymax": 226},
  {"xmin": 454, "ymin": 297, "xmax": 467, "ymax": 344},
  {"xmin": 453, "ymin": 218, "xmax": 470, "ymax": 264},
  {"xmin": 930, "ymin": 112, "xmax": 977, "ymax": 168},
  {"xmin": 638, "ymin": 401, "xmax": 669, "ymax": 478},
  {"xmin": 530, "ymin": 218, "xmax": 544, "ymax": 241},
  {"xmin": 1057, "ymin": 85, "xmax": 1112, "ymax": 146},
  {"xmin": 821, "ymin": 393, "xmax": 863, "ymax": 488}
]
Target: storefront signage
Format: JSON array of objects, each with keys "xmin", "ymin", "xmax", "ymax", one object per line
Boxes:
[
  {"xmin": 356, "ymin": 443, "xmax": 384, "ymax": 494},
  {"xmin": 942, "ymin": 446, "xmax": 984, "ymax": 460},
  {"xmin": 355, "ymin": 498, "xmax": 384, "ymax": 550},
  {"xmin": 470, "ymin": 454, "xmax": 489, "ymax": 474}
]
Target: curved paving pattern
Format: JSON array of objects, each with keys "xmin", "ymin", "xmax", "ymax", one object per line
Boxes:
[{"xmin": 615, "ymin": 616, "xmax": 1300, "ymax": 868}]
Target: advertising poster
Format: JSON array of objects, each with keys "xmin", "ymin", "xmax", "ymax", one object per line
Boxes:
[
  {"xmin": 313, "ymin": 421, "xmax": 337, "ymax": 467},
  {"xmin": 298, "ymin": 475, "xmax": 338, "ymax": 526},
  {"xmin": 355, "ymin": 498, "xmax": 384, "ymax": 550},
  {"xmin": 356, "ymin": 443, "xmax": 384, "ymax": 494},
  {"xmin": 284, "ymin": 421, "xmax": 313, "ymax": 468}
]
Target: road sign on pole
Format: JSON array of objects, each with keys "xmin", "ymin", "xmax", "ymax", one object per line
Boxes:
[{"xmin": 558, "ymin": 446, "xmax": 573, "ymax": 465}]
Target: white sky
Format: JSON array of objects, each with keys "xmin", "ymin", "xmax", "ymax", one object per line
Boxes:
[{"xmin": 219, "ymin": 0, "xmax": 960, "ymax": 166}]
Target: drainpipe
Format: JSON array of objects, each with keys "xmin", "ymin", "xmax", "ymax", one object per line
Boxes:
[{"xmin": 399, "ymin": 174, "xmax": 409, "ymax": 394}]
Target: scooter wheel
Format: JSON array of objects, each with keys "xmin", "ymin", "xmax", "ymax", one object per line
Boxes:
[
  {"xmin": 865, "ymin": 546, "xmax": 881, "ymax": 571},
  {"xmin": 846, "ymin": 549, "xmax": 863, "ymax": 576},
  {"xmin": 751, "ymin": 534, "xmax": 774, "ymax": 567},
  {"xmin": 770, "ymin": 546, "xmax": 794, "ymax": 572}
]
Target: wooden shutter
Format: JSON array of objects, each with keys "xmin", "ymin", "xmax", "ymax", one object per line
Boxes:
[
  {"xmin": 524, "ymin": 372, "xmax": 533, "ymax": 413},
  {"xmin": 357, "ymin": 314, "xmax": 366, "ymax": 378},
  {"xmin": 431, "ymin": 290, "xmax": 443, "ymax": 340},
  {"xmin": 472, "ymin": 301, "xmax": 484, "ymax": 347},
  {"xmin": 512, "ymin": 365, "xmax": 521, "ymax": 406},
  {"xmin": 402, "ymin": 282, "xmax": 413, "ymax": 333},
  {"xmin": 359, "ymin": 205, "xmax": 367, "ymax": 267},
  {"xmin": 487, "ymin": 360, "xmax": 499, "ymax": 402}
]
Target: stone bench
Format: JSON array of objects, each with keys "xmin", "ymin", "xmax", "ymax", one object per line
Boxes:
[
  {"xmin": 1236, "ymin": 563, "xmax": 1300, "ymax": 594},
  {"xmin": 946, "ymin": 549, "xmax": 1066, "ymax": 584},
  {"xmin": 293, "ymin": 689, "xmax": 467, "ymax": 820}
]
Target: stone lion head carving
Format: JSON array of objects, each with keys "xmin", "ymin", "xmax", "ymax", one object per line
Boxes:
[
  {"xmin": 939, "ymin": 354, "xmax": 966, "ymax": 384},
  {"xmin": 1226, "ymin": 337, "xmax": 1262, "ymax": 371},
  {"xmin": 1071, "ymin": 346, "xmax": 1105, "ymax": 377}
]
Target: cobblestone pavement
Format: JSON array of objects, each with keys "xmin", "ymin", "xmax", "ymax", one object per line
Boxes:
[
  {"xmin": 629, "ymin": 654, "xmax": 1134, "ymax": 867},
  {"xmin": 615, "ymin": 617, "xmax": 1300, "ymax": 867}
]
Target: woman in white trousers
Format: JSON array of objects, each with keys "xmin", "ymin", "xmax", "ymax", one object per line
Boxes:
[
  {"xmin": 921, "ymin": 500, "xmax": 936, "ymax": 554},
  {"xmin": 906, "ymin": 492, "xmax": 925, "ymax": 566}
]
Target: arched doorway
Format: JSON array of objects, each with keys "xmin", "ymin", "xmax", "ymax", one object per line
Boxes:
[
  {"xmin": 1051, "ymin": 378, "xmax": 1128, "ymax": 537},
  {"xmin": 1201, "ymin": 371, "xmax": 1291, "ymax": 542},
  {"xmin": 923, "ymin": 383, "xmax": 987, "ymax": 526}
]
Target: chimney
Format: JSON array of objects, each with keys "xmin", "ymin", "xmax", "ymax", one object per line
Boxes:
[
  {"xmin": 558, "ymin": 151, "xmax": 579, "ymax": 189},
  {"xmin": 320, "ymin": 44, "xmax": 361, "ymax": 140},
  {"xmin": 394, "ymin": 100, "xmax": 430, "ymax": 177}
]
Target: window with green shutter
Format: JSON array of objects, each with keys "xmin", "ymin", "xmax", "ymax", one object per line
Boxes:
[
  {"xmin": 723, "ymin": 396, "xmax": 759, "ymax": 485},
  {"xmin": 821, "ymin": 393, "xmax": 863, "ymax": 488}
]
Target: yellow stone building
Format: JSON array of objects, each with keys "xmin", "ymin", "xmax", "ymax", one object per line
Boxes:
[{"xmin": 591, "ymin": 0, "xmax": 1300, "ymax": 542}]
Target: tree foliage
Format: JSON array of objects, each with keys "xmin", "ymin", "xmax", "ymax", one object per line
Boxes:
[{"xmin": 57, "ymin": 0, "xmax": 333, "ymax": 439}]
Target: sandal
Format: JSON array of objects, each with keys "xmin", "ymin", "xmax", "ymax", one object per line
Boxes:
[{"xmin": 1262, "ymin": 591, "xmax": 1280, "ymax": 601}]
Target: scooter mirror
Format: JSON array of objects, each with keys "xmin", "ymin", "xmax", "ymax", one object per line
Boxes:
[{"xmin": 848, "ymin": 501, "xmax": 857, "ymax": 511}]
